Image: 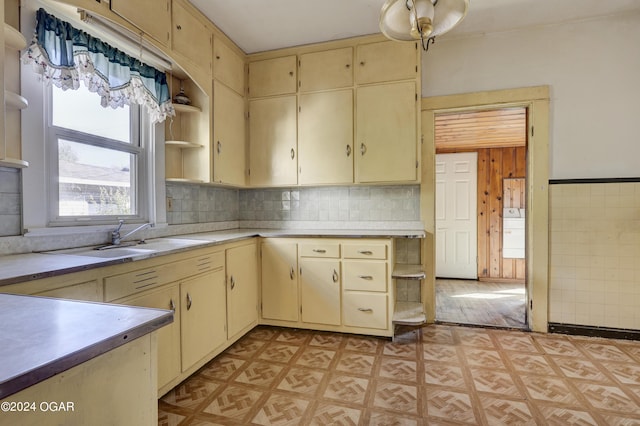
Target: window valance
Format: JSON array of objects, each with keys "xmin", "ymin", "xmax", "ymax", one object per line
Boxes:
[{"xmin": 22, "ymin": 8, "xmax": 174, "ymax": 123}]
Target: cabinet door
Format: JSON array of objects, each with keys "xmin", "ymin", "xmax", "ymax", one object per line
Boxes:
[
  {"xmin": 249, "ymin": 96, "xmax": 297, "ymax": 186},
  {"xmin": 261, "ymin": 241, "xmax": 298, "ymax": 322},
  {"xmin": 356, "ymin": 81, "xmax": 417, "ymax": 183},
  {"xmin": 121, "ymin": 285, "xmax": 181, "ymax": 391},
  {"xmin": 111, "ymin": 0, "xmax": 170, "ymax": 46},
  {"xmin": 214, "ymin": 81, "xmax": 246, "ymax": 186},
  {"xmin": 180, "ymin": 270, "xmax": 226, "ymax": 371},
  {"xmin": 299, "ymin": 47, "xmax": 353, "ymax": 92},
  {"xmin": 249, "ymin": 56, "xmax": 297, "ymax": 98},
  {"xmin": 226, "ymin": 243, "xmax": 258, "ymax": 338},
  {"xmin": 298, "ymin": 90, "xmax": 353, "ymax": 185},
  {"xmin": 356, "ymin": 40, "xmax": 418, "ymax": 84},
  {"xmin": 299, "ymin": 258, "xmax": 341, "ymax": 326},
  {"xmin": 213, "ymin": 38, "xmax": 245, "ymax": 95},
  {"xmin": 172, "ymin": 1, "xmax": 212, "ymax": 73}
]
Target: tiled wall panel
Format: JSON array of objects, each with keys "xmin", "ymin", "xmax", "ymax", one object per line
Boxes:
[
  {"xmin": 549, "ymin": 182, "xmax": 640, "ymax": 330},
  {"xmin": 0, "ymin": 168, "xmax": 21, "ymax": 237}
]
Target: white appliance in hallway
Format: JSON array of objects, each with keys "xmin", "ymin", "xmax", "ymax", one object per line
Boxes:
[
  {"xmin": 503, "ymin": 207, "xmax": 525, "ymax": 258},
  {"xmin": 435, "ymin": 152, "xmax": 478, "ymax": 279}
]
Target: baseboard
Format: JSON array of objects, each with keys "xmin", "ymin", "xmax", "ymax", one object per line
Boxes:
[
  {"xmin": 478, "ymin": 277, "xmax": 525, "ymax": 284},
  {"xmin": 548, "ymin": 323, "xmax": 640, "ymax": 341}
]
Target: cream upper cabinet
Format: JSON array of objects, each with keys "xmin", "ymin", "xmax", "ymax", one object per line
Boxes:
[
  {"xmin": 119, "ymin": 284, "xmax": 181, "ymax": 392},
  {"xmin": 261, "ymin": 241, "xmax": 299, "ymax": 322},
  {"xmin": 356, "ymin": 40, "xmax": 418, "ymax": 84},
  {"xmin": 299, "ymin": 257, "xmax": 341, "ymax": 326},
  {"xmin": 226, "ymin": 243, "xmax": 258, "ymax": 339},
  {"xmin": 298, "ymin": 90, "xmax": 353, "ymax": 185},
  {"xmin": 213, "ymin": 81, "xmax": 246, "ymax": 186},
  {"xmin": 180, "ymin": 269, "xmax": 227, "ymax": 372},
  {"xmin": 213, "ymin": 38, "xmax": 245, "ymax": 95},
  {"xmin": 299, "ymin": 47, "xmax": 353, "ymax": 92},
  {"xmin": 110, "ymin": 0, "xmax": 170, "ymax": 46},
  {"xmin": 356, "ymin": 81, "xmax": 418, "ymax": 183},
  {"xmin": 172, "ymin": 0, "xmax": 212, "ymax": 73},
  {"xmin": 248, "ymin": 56, "xmax": 297, "ymax": 98},
  {"xmin": 249, "ymin": 96, "xmax": 297, "ymax": 186}
]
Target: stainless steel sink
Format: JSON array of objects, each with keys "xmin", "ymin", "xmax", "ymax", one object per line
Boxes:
[
  {"xmin": 51, "ymin": 246, "xmax": 155, "ymax": 259},
  {"xmin": 45, "ymin": 238, "xmax": 207, "ymax": 260},
  {"xmin": 134, "ymin": 238, "xmax": 206, "ymax": 251}
]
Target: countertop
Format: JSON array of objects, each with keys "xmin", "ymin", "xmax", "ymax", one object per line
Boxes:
[
  {"xmin": 0, "ymin": 293, "xmax": 173, "ymax": 399},
  {"xmin": 0, "ymin": 228, "xmax": 425, "ymax": 287}
]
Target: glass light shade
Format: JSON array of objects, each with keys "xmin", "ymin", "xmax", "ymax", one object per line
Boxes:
[{"xmin": 380, "ymin": 0, "xmax": 468, "ymax": 42}]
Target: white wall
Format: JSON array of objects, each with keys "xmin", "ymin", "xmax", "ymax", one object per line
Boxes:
[{"xmin": 422, "ymin": 13, "xmax": 640, "ymax": 180}]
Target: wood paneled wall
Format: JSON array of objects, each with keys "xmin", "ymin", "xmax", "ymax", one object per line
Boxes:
[{"xmin": 437, "ymin": 146, "xmax": 526, "ymax": 282}]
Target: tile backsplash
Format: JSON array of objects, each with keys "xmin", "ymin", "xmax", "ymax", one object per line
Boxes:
[
  {"xmin": 0, "ymin": 168, "xmax": 21, "ymax": 237},
  {"xmin": 166, "ymin": 183, "xmax": 239, "ymax": 225},
  {"xmin": 549, "ymin": 182, "xmax": 640, "ymax": 330}
]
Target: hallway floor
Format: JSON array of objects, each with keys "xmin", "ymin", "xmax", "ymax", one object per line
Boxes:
[
  {"xmin": 436, "ymin": 279, "xmax": 527, "ymax": 328},
  {"xmin": 158, "ymin": 324, "xmax": 640, "ymax": 425}
]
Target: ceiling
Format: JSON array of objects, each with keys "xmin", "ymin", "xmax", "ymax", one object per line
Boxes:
[{"xmin": 189, "ymin": 0, "xmax": 640, "ymax": 54}]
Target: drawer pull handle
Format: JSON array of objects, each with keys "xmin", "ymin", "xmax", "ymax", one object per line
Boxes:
[
  {"xmin": 230, "ymin": 276, "xmax": 235, "ymax": 290},
  {"xmin": 332, "ymin": 270, "xmax": 339, "ymax": 283},
  {"xmin": 358, "ymin": 308, "xmax": 373, "ymax": 313},
  {"xmin": 290, "ymin": 267, "xmax": 295, "ymax": 280},
  {"xmin": 358, "ymin": 250, "xmax": 373, "ymax": 255},
  {"xmin": 358, "ymin": 275, "xmax": 374, "ymax": 280},
  {"xmin": 186, "ymin": 293, "xmax": 192, "ymax": 311},
  {"xmin": 313, "ymin": 249, "xmax": 326, "ymax": 253},
  {"xmin": 169, "ymin": 299, "xmax": 175, "ymax": 311}
]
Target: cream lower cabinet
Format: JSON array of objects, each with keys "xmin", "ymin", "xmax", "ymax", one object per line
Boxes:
[
  {"xmin": 180, "ymin": 269, "xmax": 227, "ymax": 372},
  {"xmin": 261, "ymin": 240, "xmax": 299, "ymax": 322},
  {"xmin": 226, "ymin": 242, "xmax": 258, "ymax": 339},
  {"xmin": 260, "ymin": 238, "xmax": 393, "ymax": 337},
  {"xmin": 118, "ymin": 284, "xmax": 181, "ymax": 392},
  {"xmin": 299, "ymin": 257, "xmax": 341, "ymax": 326}
]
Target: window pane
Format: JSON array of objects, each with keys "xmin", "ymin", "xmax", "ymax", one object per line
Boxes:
[
  {"xmin": 52, "ymin": 84, "xmax": 131, "ymax": 143},
  {"xmin": 58, "ymin": 139, "xmax": 136, "ymax": 217}
]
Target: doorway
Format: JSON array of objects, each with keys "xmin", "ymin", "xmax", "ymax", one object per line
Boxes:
[{"xmin": 434, "ymin": 107, "xmax": 527, "ymax": 328}]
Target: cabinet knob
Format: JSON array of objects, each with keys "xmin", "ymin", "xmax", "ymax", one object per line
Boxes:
[
  {"xmin": 346, "ymin": 64, "xmax": 350, "ymax": 68},
  {"xmin": 169, "ymin": 298, "xmax": 175, "ymax": 311},
  {"xmin": 216, "ymin": 55, "xmax": 221, "ymax": 60},
  {"xmin": 176, "ymin": 24, "xmax": 182, "ymax": 30},
  {"xmin": 358, "ymin": 275, "xmax": 374, "ymax": 280},
  {"xmin": 346, "ymin": 145, "xmax": 351, "ymax": 157},
  {"xmin": 360, "ymin": 61, "xmax": 365, "ymax": 66},
  {"xmin": 217, "ymin": 140, "xmax": 222, "ymax": 154},
  {"xmin": 289, "ymin": 71, "xmax": 294, "ymax": 76},
  {"xmin": 230, "ymin": 276, "xmax": 235, "ymax": 290},
  {"xmin": 360, "ymin": 143, "xmax": 367, "ymax": 156},
  {"xmin": 291, "ymin": 148, "xmax": 295, "ymax": 160},
  {"xmin": 332, "ymin": 270, "xmax": 339, "ymax": 283},
  {"xmin": 290, "ymin": 267, "xmax": 295, "ymax": 280},
  {"xmin": 358, "ymin": 307, "xmax": 373, "ymax": 313},
  {"xmin": 312, "ymin": 249, "xmax": 326, "ymax": 253},
  {"xmin": 358, "ymin": 250, "xmax": 373, "ymax": 255},
  {"xmin": 186, "ymin": 292, "xmax": 192, "ymax": 310}
]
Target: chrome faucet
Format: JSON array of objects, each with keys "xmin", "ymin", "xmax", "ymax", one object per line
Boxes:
[{"xmin": 110, "ymin": 220, "xmax": 152, "ymax": 246}]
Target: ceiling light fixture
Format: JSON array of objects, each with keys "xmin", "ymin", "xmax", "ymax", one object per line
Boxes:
[{"xmin": 379, "ymin": 0, "xmax": 469, "ymax": 51}]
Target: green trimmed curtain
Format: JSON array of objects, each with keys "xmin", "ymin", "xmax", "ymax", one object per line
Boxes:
[{"xmin": 23, "ymin": 8, "xmax": 174, "ymax": 123}]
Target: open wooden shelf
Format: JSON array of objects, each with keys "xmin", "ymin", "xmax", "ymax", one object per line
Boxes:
[
  {"xmin": 165, "ymin": 140, "xmax": 203, "ymax": 149},
  {"xmin": 172, "ymin": 103, "xmax": 201, "ymax": 114},
  {"xmin": 4, "ymin": 23, "xmax": 26, "ymax": 50},
  {"xmin": 5, "ymin": 90, "xmax": 28, "ymax": 110},
  {"xmin": 393, "ymin": 301, "xmax": 427, "ymax": 325},
  {"xmin": 392, "ymin": 264, "xmax": 426, "ymax": 280},
  {"xmin": 0, "ymin": 158, "xmax": 29, "ymax": 168},
  {"xmin": 166, "ymin": 177, "xmax": 204, "ymax": 184}
]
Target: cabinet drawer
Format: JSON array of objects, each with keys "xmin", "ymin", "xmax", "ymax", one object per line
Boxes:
[
  {"xmin": 342, "ymin": 243, "xmax": 387, "ymax": 259},
  {"xmin": 343, "ymin": 292, "xmax": 388, "ymax": 330},
  {"xmin": 182, "ymin": 251, "xmax": 225, "ymax": 275},
  {"xmin": 105, "ymin": 251, "xmax": 225, "ymax": 301},
  {"xmin": 343, "ymin": 261, "xmax": 387, "ymax": 292},
  {"xmin": 300, "ymin": 242, "xmax": 340, "ymax": 258}
]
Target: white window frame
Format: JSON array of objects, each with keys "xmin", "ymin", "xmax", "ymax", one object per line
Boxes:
[{"xmin": 45, "ymin": 86, "xmax": 148, "ymax": 226}]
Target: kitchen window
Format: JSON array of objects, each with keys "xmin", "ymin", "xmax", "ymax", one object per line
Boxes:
[{"xmin": 47, "ymin": 83, "xmax": 147, "ymax": 224}]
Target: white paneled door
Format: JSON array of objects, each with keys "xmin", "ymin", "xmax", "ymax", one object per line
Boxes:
[{"xmin": 436, "ymin": 152, "xmax": 478, "ymax": 279}]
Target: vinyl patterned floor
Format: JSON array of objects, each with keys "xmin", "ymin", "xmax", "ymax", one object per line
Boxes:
[{"xmin": 158, "ymin": 325, "xmax": 640, "ymax": 425}]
